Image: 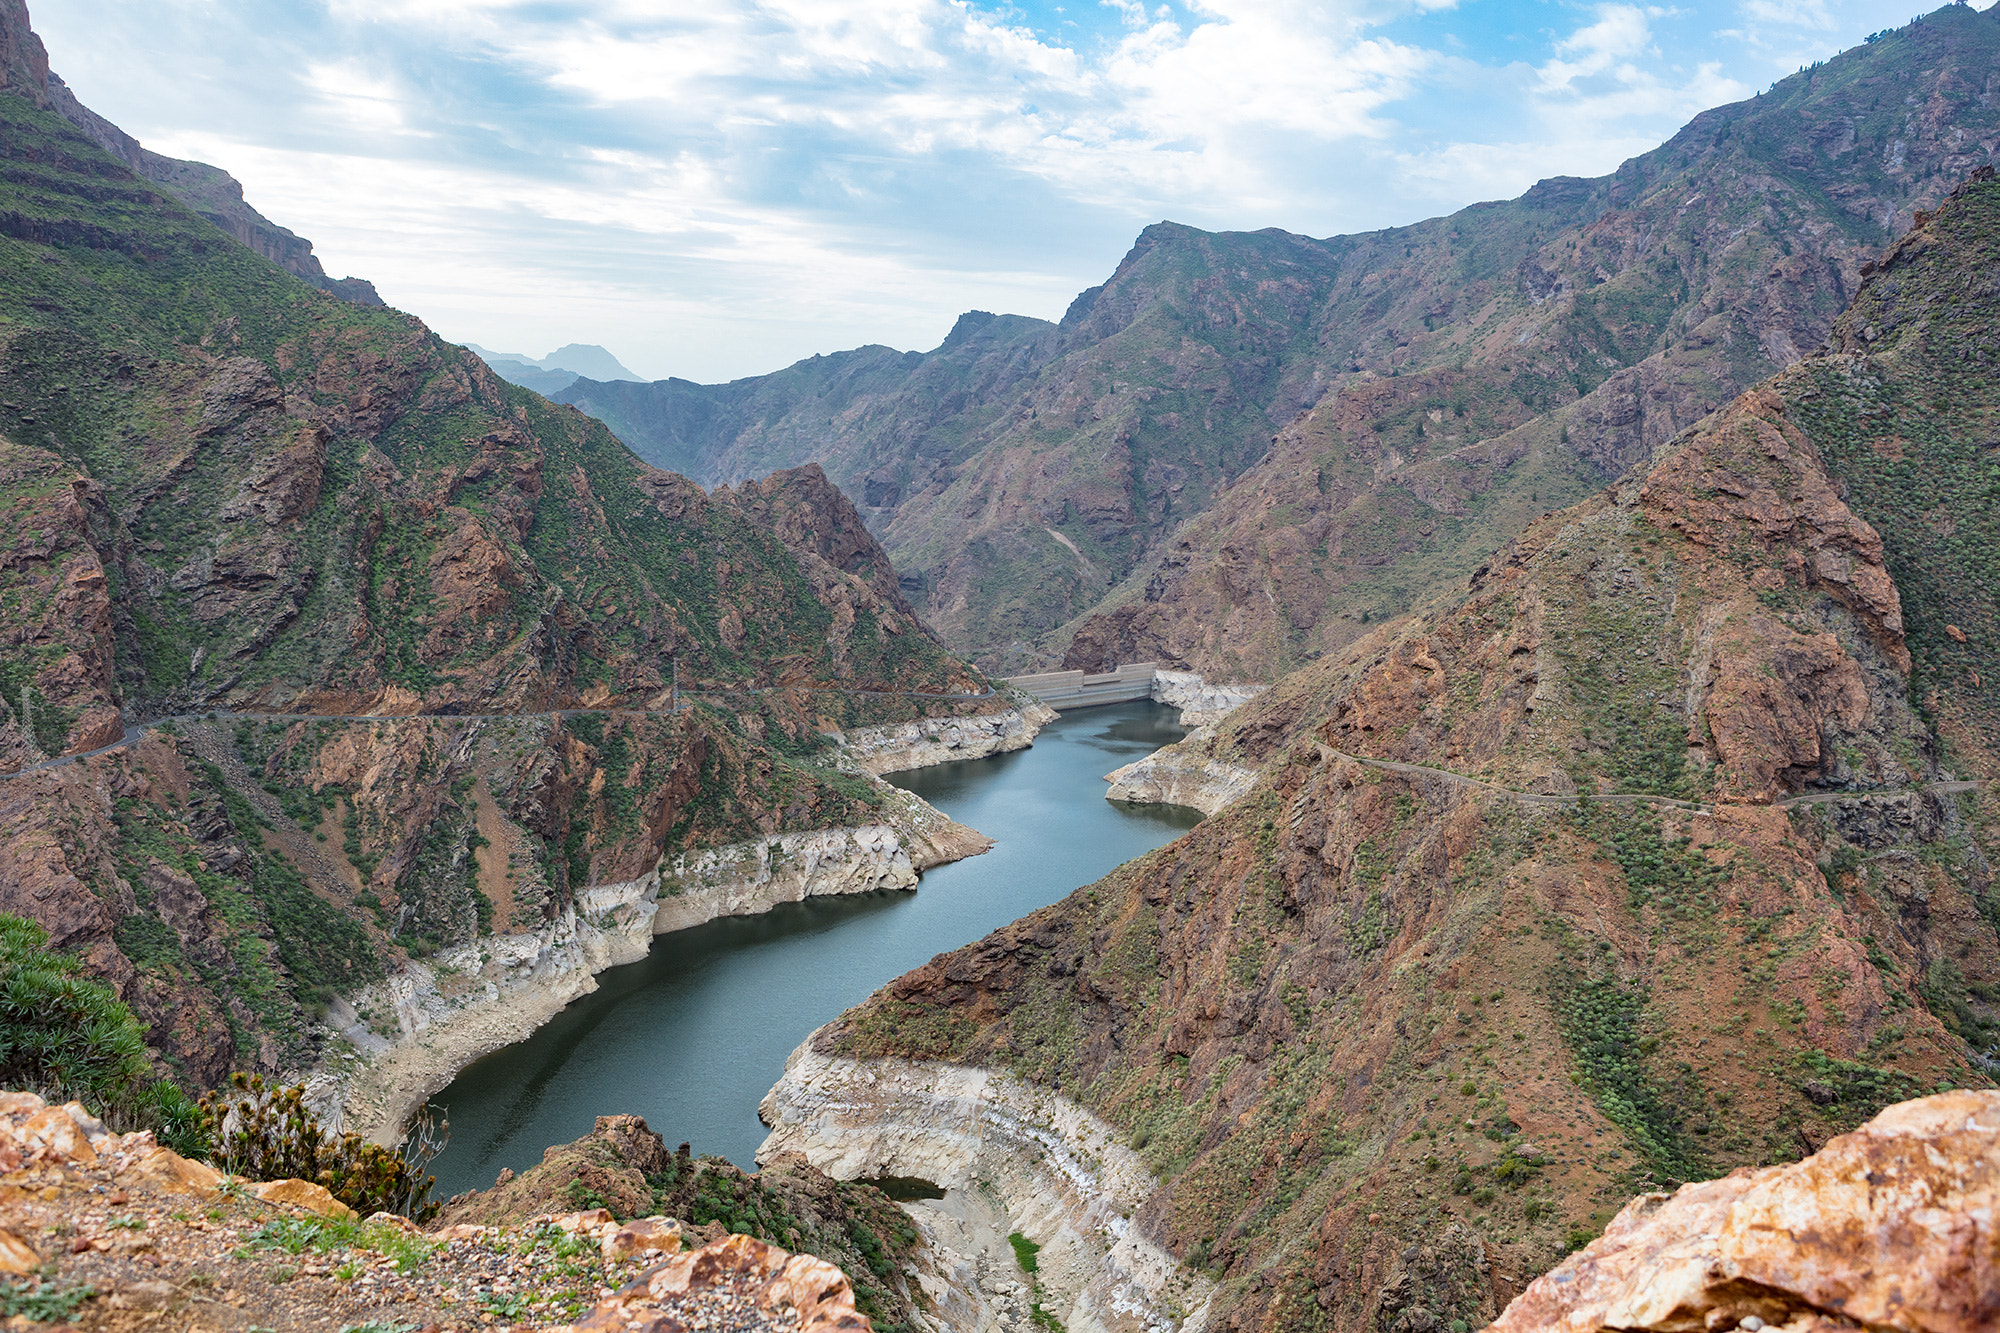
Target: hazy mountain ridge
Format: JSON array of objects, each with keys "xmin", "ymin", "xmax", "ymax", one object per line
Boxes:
[
  {"xmin": 469, "ymin": 342, "xmax": 641, "ymax": 395},
  {"xmin": 825, "ymin": 170, "xmax": 2000, "ymax": 1333}
]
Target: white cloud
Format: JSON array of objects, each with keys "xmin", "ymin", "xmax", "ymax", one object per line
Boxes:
[
  {"xmin": 1537, "ymin": 4, "xmax": 1664, "ymax": 92},
  {"xmin": 1740, "ymin": 0, "xmax": 1833, "ymax": 28},
  {"xmin": 302, "ymin": 62, "xmax": 424, "ymax": 137},
  {"xmin": 1526, "ymin": 4, "xmax": 1747, "ymax": 133}
]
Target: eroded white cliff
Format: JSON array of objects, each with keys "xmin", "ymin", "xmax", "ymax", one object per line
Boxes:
[
  {"xmin": 654, "ymin": 824, "xmax": 915, "ymax": 932},
  {"xmin": 1102, "ymin": 726, "xmax": 1254, "ymax": 817},
  {"xmin": 1148, "ymin": 672, "xmax": 1263, "ymax": 727},
  {"xmin": 311, "ymin": 874, "xmax": 660, "ymax": 1143},
  {"xmin": 839, "ymin": 702, "xmax": 1058, "ymax": 777},
  {"xmin": 315, "ymin": 788, "xmax": 993, "ymax": 1144},
  {"xmin": 758, "ymin": 1040, "xmax": 1214, "ymax": 1333}
]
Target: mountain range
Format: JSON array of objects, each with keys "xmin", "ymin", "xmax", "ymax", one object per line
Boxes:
[
  {"xmin": 0, "ymin": 0, "xmax": 997, "ymax": 1095},
  {"xmin": 560, "ymin": 2, "xmax": 2000, "ymax": 680},
  {"xmin": 0, "ymin": 4, "xmax": 1994, "ymax": 1333},
  {"xmin": 801, "ymin": 162, "xmax": 2000, "ymax": 1333},
  {"xmin": 468, "ymin": 342, "xmax": 642, "ymax": 396}
]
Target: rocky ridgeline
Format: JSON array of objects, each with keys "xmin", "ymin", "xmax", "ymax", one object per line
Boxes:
[
  {"xmin": 564, "ymin": 7, "xmax": 2000, "ymax": 678},
  {"xmin": 0, "ymin": 1090, "xmax": 873, "ymax": 1333}
]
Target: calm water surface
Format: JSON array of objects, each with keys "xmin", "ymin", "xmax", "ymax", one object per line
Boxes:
[{"xmin": 424, "ymin": 701, "xmax": 1199, "ymax": 1197}]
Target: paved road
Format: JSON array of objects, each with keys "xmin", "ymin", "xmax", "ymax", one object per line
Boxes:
[{"xmin": 2, "ymin": 682, "xmax": 999, "ymax": 782}]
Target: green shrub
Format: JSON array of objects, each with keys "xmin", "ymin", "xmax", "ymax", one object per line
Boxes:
[
  {"xmin": 0, "ymin": 1280, "xmax": 94, "ymax": 1323},
  {"xmin": 0, "ymin": 914, "xmax": 200, "ymax": 1153},
  {"xmin": 197, "ymin": 1074, "xmax": 445, "ymax": 1221}
]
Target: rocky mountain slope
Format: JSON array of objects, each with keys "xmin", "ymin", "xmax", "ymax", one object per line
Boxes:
[
  {"xmin": 0, "ymin": 0, "xmax": 1003, "ymax": 1118},
  {"xmin": 0, "ymin": 0, "xmax": 379, "ymax": 305},
  {"xmin": 565, "ymin": 4, "xmax": 2000, "ymax": 678},
  {"xmin": 1060, "ymin": 4, "xmax": 2000, "ymax": 683},
  {"xmin": 765, "ymin": 174, "xmax": 2000, "ymax": 1333}
]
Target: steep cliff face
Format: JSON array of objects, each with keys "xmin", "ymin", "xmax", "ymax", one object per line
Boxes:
[
  {"xmin": 566, "ymin": 6, "xmax": 2000, "ymax": 677},
  {"xmin": 1060, "ymin": 3, "xmax": 2000, "ymax": 682},
  {"xmin": 790, "ymin": 179, "xmax": 2000, "ymax": 1333},
  {"xmin": 0, "ymin": 23, "xmax": 1003, "ymax": 1105}
]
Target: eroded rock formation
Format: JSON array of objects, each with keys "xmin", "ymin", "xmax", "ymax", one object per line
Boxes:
[{"xmin": 1489, "ymin": 1090, "xmax": 1999, "ymax": 1333}]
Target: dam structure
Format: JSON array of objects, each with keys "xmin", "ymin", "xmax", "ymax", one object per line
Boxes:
[{"xmin": 1002, "ymin": 662, "xmax": 1162, "ymax": 710}]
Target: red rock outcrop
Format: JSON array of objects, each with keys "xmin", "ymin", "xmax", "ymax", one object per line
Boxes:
[{"xmin": 572, "ymin": 1233, "xmax": 869, "ymax": 1333}]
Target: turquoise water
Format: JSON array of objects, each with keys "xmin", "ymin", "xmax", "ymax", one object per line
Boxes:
[{"xmin": 423, "ymin": 701, "xmax": 1199, "ymax": 1197}]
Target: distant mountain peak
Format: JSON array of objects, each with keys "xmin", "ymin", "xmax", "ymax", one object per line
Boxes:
[
  {"xmin": 544, "ymin": 343, "xmax": 641, "ymax": 382},
  {"xmin": 465, "ymin": 343, "xmax": 643, "ymax": 392}
]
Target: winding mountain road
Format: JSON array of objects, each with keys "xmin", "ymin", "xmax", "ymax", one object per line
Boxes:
[
  {"xmin": 2, "ymin": 682, "xmax": 999, "ymax": 783},
  {"xmin": 1314, "ymin": 744, "xmax": 1988, "ymax": 814}
]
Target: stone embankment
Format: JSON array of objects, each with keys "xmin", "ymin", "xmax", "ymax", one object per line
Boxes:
[
  {"xmin": 837, "ymin": 701, "xmax": 1058, "ymax": 777},
  {"xmin": 757, "ymin": 1038, "xmax": 1215, "ymax": 1333},
  {"xmin": 318, "ymin": 773, "xmax": 992, "ymax": 1143}
]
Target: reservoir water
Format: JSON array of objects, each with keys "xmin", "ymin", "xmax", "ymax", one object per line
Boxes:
[{"xmin": 424, "ymin": 701, "xmax": 1201, "ymax": 1198}]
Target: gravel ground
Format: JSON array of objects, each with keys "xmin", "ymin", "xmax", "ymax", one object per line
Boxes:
[{"xmin": 0, "ymin": 1160, "xmax": 801, "ymax": 1333}]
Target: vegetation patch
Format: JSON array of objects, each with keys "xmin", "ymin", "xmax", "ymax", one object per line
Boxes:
[
  {"xmin": 1551, "ymin": 972, "xmax": 1707, "ymax": 1185},
  {"xmin": 0, "ymin": 913, "xmax": 199, "ymax": 1151}
]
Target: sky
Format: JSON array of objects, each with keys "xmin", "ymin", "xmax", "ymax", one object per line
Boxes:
[{"xmin": 35, "ymin": 0, "xmax": 1959, "ymax": 383}]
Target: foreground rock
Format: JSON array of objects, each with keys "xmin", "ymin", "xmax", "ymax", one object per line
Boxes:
[
  {"xmin": 0, "ymin": 1089, "xmax": 874, "ymax": 1333},
  {"xmin": 441, "ymin": 1113, "xmax": 930, "ymax": 1333},
  {"xmin": 1488, "ymin": 1090, "xmax": 1999, "ymax": 1333}
]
